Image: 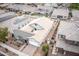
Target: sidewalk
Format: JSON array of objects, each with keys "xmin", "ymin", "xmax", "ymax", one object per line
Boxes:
[{"xmin": 0, "ymin": 42, "xmax": 28, "ymax": 56}]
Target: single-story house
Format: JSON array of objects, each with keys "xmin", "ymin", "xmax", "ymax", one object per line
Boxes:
[
  {"xmin": 51, "ymin": 8, "xmax": 69, "ymax": 20},
  {"xmin": 13, "ymin": 17, "xmax": 54, "ymax": 47},
  {"xmin": 55, "ymin": 21, "xmax": 79, "ymax": 55}
]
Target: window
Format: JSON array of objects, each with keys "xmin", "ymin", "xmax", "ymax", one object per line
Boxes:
[
  {"xmin": 74, "ymin": 41, "xmax": 79, "ymax": 46},
  {"xmin": 58, "ymin": 48, "xmax": 64, "ymax": 54},
  {"xmin": 22, "ymin": 24, "xmax": 24, "ymax": 27},
  {"xmin": 65, "ymin": 40, "xmax": 79, "ymax": 46},
  {"xmin": 61, "ymin": 35, "xmax": 65, "ymax": 38},
  {"xmin": 39, "ymin": 9, "xmax": 42, "ymax": 11},
  {"xmin": 64, "ymin": 16, "xmax": 66, "ymax": 18},
  {"xmin": 76, "ymin": 42, "xmax": 79, "ymax": 46},
  {"xmin": 74, "ymin": 41, "xmax": 77, "ymax": 44},
  {"xmin": 58, "ymin": 34, "xmax": 65, "ymax": 39},
  {"xmin": 65, "ymin": 40, "xmax": 74, "ymax": 45},
  {"xmin": 18, "ymin": 27, "xmax": 20, "ymax": 29},
  {"xmin": 57, "ymin": 15, "xmax": 63, "ymax": 19}
]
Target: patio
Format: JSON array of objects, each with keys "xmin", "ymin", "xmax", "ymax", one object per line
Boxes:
[
  {"xmin": 5, "ymin": 37, "xmax": 24, "ymax": 50},
  {"xmin": 5, "ymin": 33, "xmax": 26, "ymax": 50},
  {"xmin": 0, "ymin": 46, "xmax": 18, "ymax": 56}
]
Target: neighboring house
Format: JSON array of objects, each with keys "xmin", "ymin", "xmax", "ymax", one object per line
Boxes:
[
  {"xmin": 6, "ymin": 4, "xmax": 37, "ymax": 13},
  {"xmin": 0, "ymin": 15, "xmax": 34, "ymax": 33},
  {"xmin": 55, "ymin": 21, "xmax": 79, "ymax": 56},
  {"xmin": 0, "ymin": 12, "xmax": 16, "ymax": 22},
  {"xmin": 0, "ymin": 3, "xmax": 9, "ymax": 7},
  {"xmin": 56, "ymin": 3, "xmax": 70, "ymax": 8},
  {"xmin": 72, "ymin": 10, "xmax": 79, "ymax": 18},
  {"xmin": 36, "ymin": 3, "xmax": 53, "ymax": 15},
  {"xmin": 0, "ymin": 10, "xmax": 7, "ymax": 15},
  {"xmin": 51, "ymin": 8, "xmax": 69, "ymax": 20},
  {"xmin": 10, "ymin": 15, "xmax": 32, "ymax": 33},
  {"xmin": 13, "ymin": 17, "xmax": 54, "ymax": 47}
]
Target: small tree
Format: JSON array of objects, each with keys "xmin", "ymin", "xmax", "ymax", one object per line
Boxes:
[
  {"xmin": 42, "ymin": 44, "xmax": 49, "ymax": 56},
  {"xmin": 0, "ymin": 27, "xmax": 8, "ymax": 43},
  {"xmin": 69, "ymin": 3, "xmax": 79, "ymax": 10}
]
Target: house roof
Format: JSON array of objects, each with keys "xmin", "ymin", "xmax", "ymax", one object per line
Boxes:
[
  {"xmin": 7, "ymin": 4, "xmax": 37, "ymax": 12},
  {"xmin": 52, "ymin": 8, "xmax": 69, "ymax": 16},
  {"xmin": 0, "ymin": 4, "xmax": 9, "ymax": 7},
  {"xmin": 0, "ymin": 15, "xmax": 26, "ymax": 25},
  {"xmin": 57, "ymin": 21, "xmax": 79, "ymax": 42},
  {"xmin": 12, "ymin": 15, "xmax": 39, "ymax": 25},
  {"xmin": 56, "ymin": 21, "xmax": 79, "ymax": 53},
  {"xmin": 66, "ymin": 29, "xmax": 79, "ymax": 42},
  {"xmin": 20, "ymin": 17, "xmax": 54, "ymax": 44},
  {"xmin": 0, "ymin": 12, "xmax": 16, "ymax": 22},
  {"xmin": 0, "ymin": 15, "xmax": 39, "ymax": 32},
  {"xmin": 56, "ymin": 36, "xmax": 79, "ymax": 54}
]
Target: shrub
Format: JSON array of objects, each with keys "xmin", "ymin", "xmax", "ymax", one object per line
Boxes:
[
  {"xmin": 0, "ymin": 27, "xmax": 8, "ymax": 43},
  {"xmin": 42, "ymin": 44, "xmax": 49, "ymax": 56}
]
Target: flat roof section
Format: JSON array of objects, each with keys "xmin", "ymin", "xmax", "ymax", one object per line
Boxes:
[{"xmin": 20, "ymin": 17, "xmax": 54, "ymax": 44}]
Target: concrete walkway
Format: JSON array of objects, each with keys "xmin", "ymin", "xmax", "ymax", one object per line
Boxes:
[
  {"xmin": 47, "ymin": 20, "xmax": 60, "ymax": 56},
  {"xmin": 22, "ymin": 44, "xmax": 37, "ymax": 56},
  {"xmin": 19, "ymin": 43, "xmax": 26, "ymax": 51},
  {"xmin": 0, "ymin": 43, "xmax": 28, "ymax": 56},
  {"xmin": 0, "ymin": 50, "xmax": 8, "ymax": 56}
]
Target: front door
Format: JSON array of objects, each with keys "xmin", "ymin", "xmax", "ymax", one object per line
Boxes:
[{"xmin": 25, "ymin": 40, "xmax": 29, "ymax": 45}]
